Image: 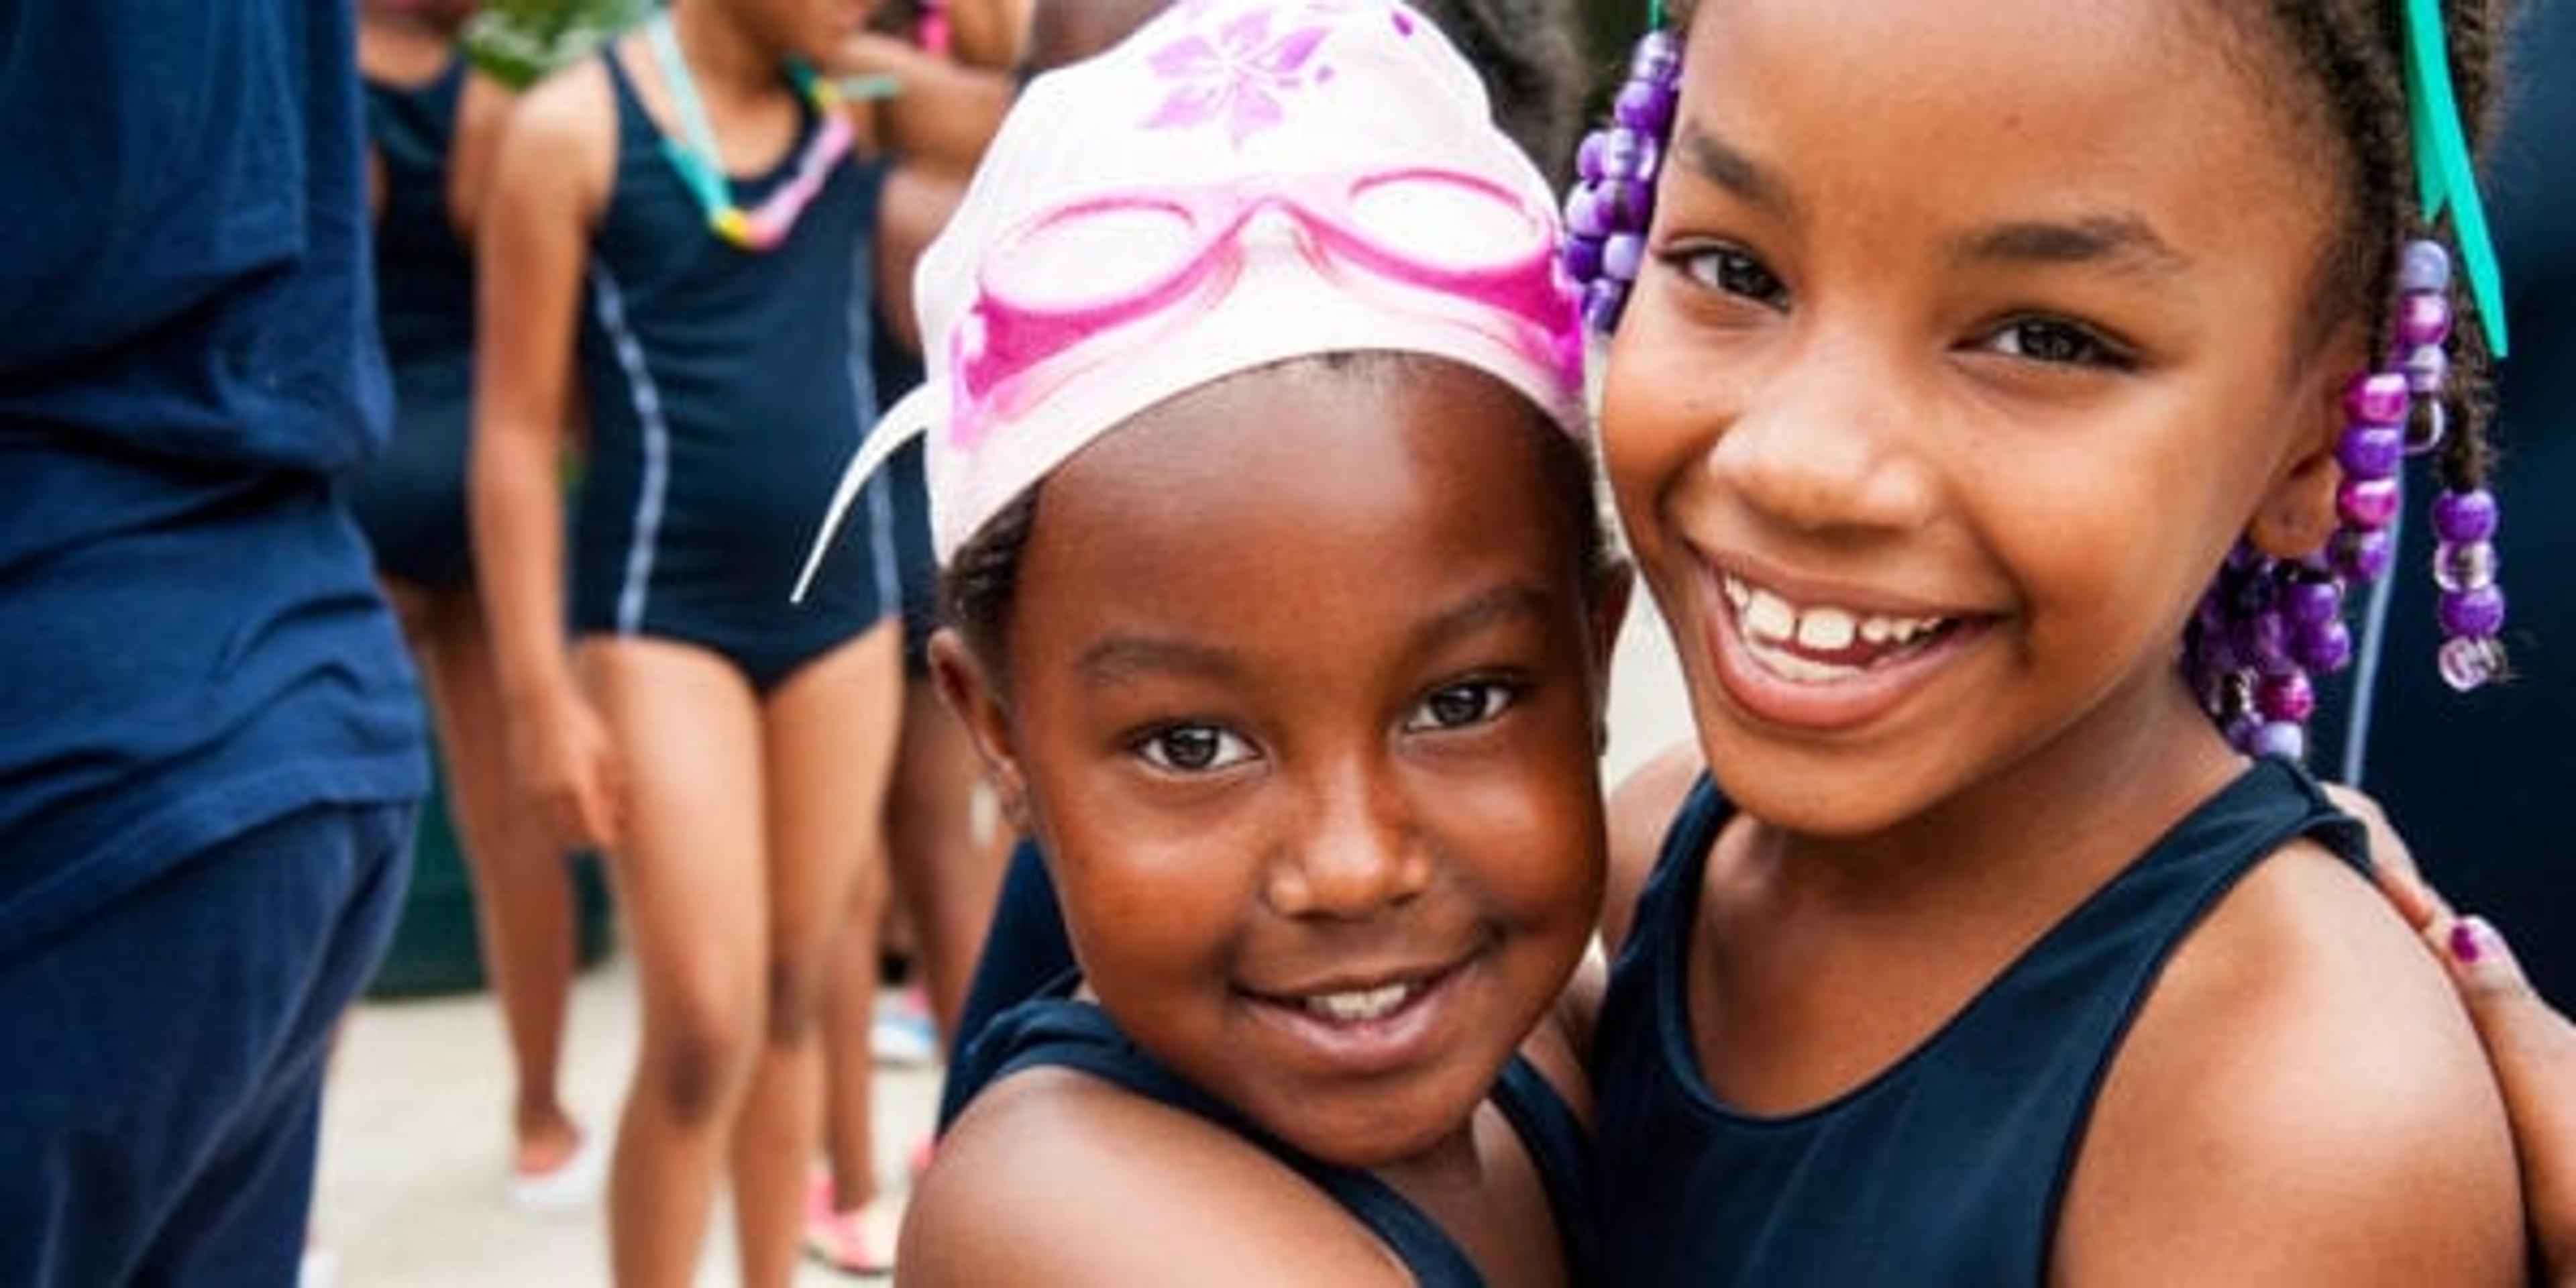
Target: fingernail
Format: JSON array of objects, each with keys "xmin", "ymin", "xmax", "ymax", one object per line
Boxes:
[{"xmin": 2449, "ymin": 916, "xmax": 2495, "ymax": 966}]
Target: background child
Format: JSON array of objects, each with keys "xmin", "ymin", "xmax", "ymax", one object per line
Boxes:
[
  {"xmin": 353, "ymin": 0, "xmax": 596, "ymax": 1208},
  {"xmin": 1574, "ymin": 0, "xmax": 2530, "ymax": 1279},
  {"xmin": 471, "ymin": 0, "xmax": 907, "ymax": 1281},
  {"xmin": 797, "ymin": 3, "xmax": 1621, "ymax": 1281}
]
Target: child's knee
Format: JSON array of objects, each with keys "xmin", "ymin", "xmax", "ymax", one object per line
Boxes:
[{"xmin": 643, "ymin": 998, "xmax": 759, "ymax": 1127}]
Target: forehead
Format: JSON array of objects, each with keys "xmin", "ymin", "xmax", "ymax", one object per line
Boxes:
[
  {"xmin": 1678, "ymin": 0, "xmax": 2336, "ymax": 266},
  {"xmin": 1018, "ymin": 360, "xmax": 1579, "ymax": 635}
]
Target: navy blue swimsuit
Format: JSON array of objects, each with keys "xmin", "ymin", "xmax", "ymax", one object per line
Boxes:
[
  {"xmin": 572, "ymin": 49, "xmax": 898, "ymax": 693},
  {"xmin": 950, "ymin": 979, "xmax": 1601, "ymax": 1286},
  {"xmin": 353, "ymin": 53, "xmax": 477, "ymax": 590},
  {"xmin": 1591, "ymin": 758, "xmax": 2365, "ymax": 1284}
]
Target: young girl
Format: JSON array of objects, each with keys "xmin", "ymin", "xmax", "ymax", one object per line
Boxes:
[
  {"xmin": 352, "ymin": 0, "xmax": 598, "ymax": 1208},
  {"xmin": 798, "ymin": 3, "xmax": 1621, "ymax": 1281},
  {"xmin": 1570, "ymin": 0, "xmax": 2531, "ymax": 1279},
  {"xmin": 471, "ymin": 0, "xmax": 906, "ymax": 1281}
]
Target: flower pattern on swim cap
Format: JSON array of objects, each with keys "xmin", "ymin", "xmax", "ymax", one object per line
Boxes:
[{"xmin": 1146, "ymin": 7, "xmax": 1340, "ymax": 146}]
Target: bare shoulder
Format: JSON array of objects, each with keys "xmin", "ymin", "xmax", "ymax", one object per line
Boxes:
[
  {"xmin": 1601, "ymin": 741, "xmax": 1705, "ymax": 954},
  {"xmin": 488, "ymin": 56, "xmax": 616, "ymax": 220},
  {"xmin": 902, "ymin": 1068, "xmax": 1412, "ymax": 1288},
  {"xmin": 2057, "ymin": 837, "xmax": 2527, "ymax": 1285}
]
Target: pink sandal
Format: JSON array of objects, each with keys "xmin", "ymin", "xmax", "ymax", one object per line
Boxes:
[{"xmin": 802, "ymin": 1167, "xmax": 905, "ymax": 1277}]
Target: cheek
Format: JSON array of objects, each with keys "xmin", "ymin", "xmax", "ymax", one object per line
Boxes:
[
  {"xmin": 1427, "ymin": 757, "xmax": 1607, "ymax": 932},
  {"xmin": 1986, "ymin": 409, "xmax": 2255, "ymax": 647},
  {"xmin": 1599, "ymin": 327, "xmax": 1726, "ymax": 549}
]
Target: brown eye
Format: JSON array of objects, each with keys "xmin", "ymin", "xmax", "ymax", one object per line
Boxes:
[
  {"xmin": 1983, "ymin": 317, "xmax": 2126, "ymax": 368},
  {"xmin": 1404, "ymin": 682, "xmax": 1516, "ymax": 733},
  {"xmin": 1136, "ymin": 724, "xmax": 1253, "ymax": 773},
  {"xmin": 1675, "ymin": 245, "xmax": 1789, "ymax": 309}
]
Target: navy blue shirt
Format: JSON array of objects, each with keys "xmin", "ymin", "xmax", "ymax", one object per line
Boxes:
[{"xmin": 0, "ymin": 0, "xmax": 427, "ymax": 957}]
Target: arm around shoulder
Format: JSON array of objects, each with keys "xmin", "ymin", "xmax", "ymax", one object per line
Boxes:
[
  {"xmin": 2055, "ymin": 842, "xmax": 2529, "ymax": 1285},
  {"xmin": 902, "ymin": 1069, "xmax": 1413, "ymax": 1288}
]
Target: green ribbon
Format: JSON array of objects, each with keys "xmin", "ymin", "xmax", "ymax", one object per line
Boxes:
[
  {"xmin": 1648, "ymin": 0, "xmax": 1666, "ymax": 30},
  {"xmin": 2402, "ymin": 0, "xmax": 2510, "ymax": 358}
]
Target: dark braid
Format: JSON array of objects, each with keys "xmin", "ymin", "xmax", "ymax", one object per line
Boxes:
[
  {"xmin": 2257, "ymin": 0, "xmax": 2515, "ymax": 496},
  {"xmin": 2432, "ymin": 0, "xmax": 2509, "ymax": 497}
]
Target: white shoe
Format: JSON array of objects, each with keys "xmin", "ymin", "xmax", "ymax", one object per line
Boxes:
[{"xmin": 506, "ymin": 1128, "xmax": 607, "ymax": 1214}]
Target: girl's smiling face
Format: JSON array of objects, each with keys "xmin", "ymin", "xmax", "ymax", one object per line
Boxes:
[
  {"xmin": 936, "ymin": 358, "xmax": 1617, "ymax": 1168},
  {"xmin": 1603, "ymin": 0, "xmax": 2365, "ymax": 839}
]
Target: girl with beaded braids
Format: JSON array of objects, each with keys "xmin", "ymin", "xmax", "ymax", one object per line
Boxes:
[{"xmin": 1572, "ymin": 0, "xmax": 2537, "ymax": 1279}]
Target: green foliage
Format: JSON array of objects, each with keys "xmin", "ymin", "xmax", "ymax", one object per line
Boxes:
[{"xmin": 462, "ymin": 0, "xmax": 660, "ymax": 89}]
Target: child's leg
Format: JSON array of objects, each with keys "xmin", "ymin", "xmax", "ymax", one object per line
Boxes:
[
  {"xmin": 582, "ymin": 638, "xmax": 771, "ymax": 1288},
  {"xmin": 821, "ymin": 839, "xmax": 894, "ymax": 1195},
  {"xmin": 887, "ymin": 677, "xmax": 1012, "ymax": 1045},
  {"xmin": 410, "ymin": 584, "xmax": 584, "ymax": 1173},
  {"xmin": 734, "ymin": 621, "xmax": 904, "ymax": 1286}
]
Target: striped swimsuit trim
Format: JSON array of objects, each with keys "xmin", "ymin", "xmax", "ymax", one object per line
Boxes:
[{"xmin": 587, "ymin": 264, "xmax": 674, "ymax": 635}]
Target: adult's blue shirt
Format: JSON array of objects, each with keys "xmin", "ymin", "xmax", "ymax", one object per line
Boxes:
[{"xmin": 0, "ymin": 0, "xmax": 427, "ymax": 958}]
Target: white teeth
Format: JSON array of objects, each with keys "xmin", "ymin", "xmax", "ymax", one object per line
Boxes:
[
  {"xmin": 1304, "ymin": 983, "xmax": 1412, "ymax": 1023},
  {"xmin": 1796, "ymin": 607, "xmax": 1856, "ymax": 651},
  {"xmin": 1742, "ymin": 588, "xmax": 1798, "ymax": 642},
  {"xmin": 1721, "ymin": 574, "xmax": 1948, "ymax": 661}
]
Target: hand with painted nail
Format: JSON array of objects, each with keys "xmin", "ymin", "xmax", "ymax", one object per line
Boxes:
[{"xmin": 2373, "ymin": 861, "xmax": 2576, "ymax": 1283}]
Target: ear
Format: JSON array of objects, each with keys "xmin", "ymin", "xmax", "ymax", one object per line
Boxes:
[
  {"xmin": 927, "ymin": 627, "xmax": 1034, "ymax": 834},
  {"xmin": 2247, "ymin": 324, "xmax": 2367, "ymax": 560},
  {"xmin": 1587, "ymin": 560, "xmax": 1637, "ymax": 753}
]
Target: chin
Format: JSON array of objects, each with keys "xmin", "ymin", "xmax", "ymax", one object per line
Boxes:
[
  {"xmin": 1695, "ymin": 722, "xmax": 1953, "ymax": 841},
  {"xmin": 1292, "ymin": 1095, "xmax": 1480, "ymax": 1171}
]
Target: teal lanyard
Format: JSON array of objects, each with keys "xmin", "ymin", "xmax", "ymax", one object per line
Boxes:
[{"xmin": 647, "ymin": 13, "xmax": 737, "ymax": 215}]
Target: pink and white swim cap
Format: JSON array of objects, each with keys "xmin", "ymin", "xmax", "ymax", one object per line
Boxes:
[{"xmin": 800, "ymin": 0, "xmax": 1584, "ymax": 593}]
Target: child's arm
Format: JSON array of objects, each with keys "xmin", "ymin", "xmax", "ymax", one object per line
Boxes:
[
  {"xmin": 444, "ymin": 67, "xmax": 517, "ymax": 239},
  {"xmin": 939, "ymin": 0, "xmax": 1032, "ymax": 70},
  {"xmin": 872, "ymin": 165, "xmax": 964, "ymax": 360},
  {"xmin": 902, "ymin": 1069, "xmax": 1415, "ymax": 1286},
  {"xmin": 2053, "ymin": 839, "xmax": 2528, "ymax": 1285},
  {"xmin": 468, "ymin": 64, "xmax": 620, "ymax": 853},
  {"xmin": 828, "ymin": 32, "xmax": 1014, "ymax": 181}
]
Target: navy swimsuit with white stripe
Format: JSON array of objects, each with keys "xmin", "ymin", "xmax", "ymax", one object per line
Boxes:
[{"xmin": 572, "ymin": 48, "xmax": 896, "ymax": 693}]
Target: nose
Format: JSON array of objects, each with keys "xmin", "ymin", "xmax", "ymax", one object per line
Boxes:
[
  {"xmin": 1707, "ymin": 332, "xmax": 1940, "ymax": 538},
  {"xmin": 1264, "ymin": 758, "xmax": 1431, "ymax": 921}
]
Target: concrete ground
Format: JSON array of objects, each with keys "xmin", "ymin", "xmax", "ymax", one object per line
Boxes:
[{"xmin": 311, "ymin": 600, "xmax": 1696, "ymax": 1285}]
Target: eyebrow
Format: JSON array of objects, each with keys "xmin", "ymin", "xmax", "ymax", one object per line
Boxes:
[
  {"xmin": 1411, "ymin": 584, "xmax": 1559, "ymax": 659},
  {"xmin": 1673, "ymin": 119, "xmax": 1796, "ymax": 217},
  {"xmin": 1948, "ymin": 215, "xmax": 2189, "ymax": 279},
  {"xmin": 1076, "ymin": 635, "xmax": 1246, "ymax": 687},
  {"xmin": 1071, "ymin": 585, "xmax": 1561, "ymax": 687}
]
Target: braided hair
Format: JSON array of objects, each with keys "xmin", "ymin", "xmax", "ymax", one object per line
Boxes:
[{"xmin": 2253, "ymin": 0, "xmax": 2514, "ymax": 506}]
